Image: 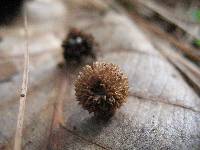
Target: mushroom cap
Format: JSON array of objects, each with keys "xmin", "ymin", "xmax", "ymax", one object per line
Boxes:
[{"xmin": 75, "ymin": 62, "xmax": 129, "ymax": 118}]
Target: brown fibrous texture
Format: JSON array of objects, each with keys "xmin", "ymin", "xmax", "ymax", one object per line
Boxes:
[
  {"xmin": 62, "ymin": 28, "xmax": 98, "ymax": 65},
  {"xmin": 75, "ymin": 62, "xmax": 129, "ymax": 118}
]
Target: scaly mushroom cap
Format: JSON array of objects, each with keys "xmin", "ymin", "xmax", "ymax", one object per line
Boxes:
[
  {"xmin": 62, "ymin": 28, "xmax": 98, "ymax": 65},
  {"xmin": 75, "ymin": 62, "xmax": 129, "ymax": 118}
]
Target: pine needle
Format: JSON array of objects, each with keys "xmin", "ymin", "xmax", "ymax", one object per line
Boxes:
[{"xmin": 14, "ymin": 9, "xmax": 29, "ymax": 150}]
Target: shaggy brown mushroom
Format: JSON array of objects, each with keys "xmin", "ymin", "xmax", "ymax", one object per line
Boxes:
[
  {"xmin": 75, "ymin": 62, "xmax": 129, "ymax": 118},
  {"xmin": 62, "ymin": 28, "xmax": 98, "ymax": 65}
]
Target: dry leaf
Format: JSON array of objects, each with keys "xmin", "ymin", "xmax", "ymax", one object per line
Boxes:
[{"xmin": 0, "ymin": 0, "xmax": 199, "ymax": 149}]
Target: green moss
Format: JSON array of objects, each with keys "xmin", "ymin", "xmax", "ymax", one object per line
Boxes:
[
  {"xmin": 192, "ymin": 10, "xmax": 200, "ymax": 22},
  {"xmin": 193, "ymin": 39, "xmax": 200, "ymax": 48}
]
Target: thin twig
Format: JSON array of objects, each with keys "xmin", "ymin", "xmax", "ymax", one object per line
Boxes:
[{"xmin": 14, "ymin": 10, "xmax": 29, "ymax": 150}]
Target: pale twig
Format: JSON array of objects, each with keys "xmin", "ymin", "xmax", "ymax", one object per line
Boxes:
[{"xmin": 14, "ymin": 10, "xmax": 29, "ymax": 150}]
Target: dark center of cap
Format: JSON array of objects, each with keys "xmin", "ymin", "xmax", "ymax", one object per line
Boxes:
[{"xmin": 91, "ymin": 80, "xmax": 106, "ymax": 96}]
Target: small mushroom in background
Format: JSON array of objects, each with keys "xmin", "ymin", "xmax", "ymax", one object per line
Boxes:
[{"xmin": 62, "ymin": 28, "xmax": 99, "ymax": 67}]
